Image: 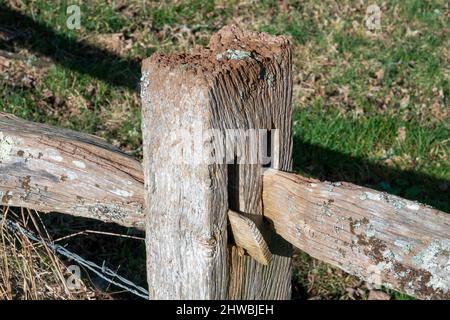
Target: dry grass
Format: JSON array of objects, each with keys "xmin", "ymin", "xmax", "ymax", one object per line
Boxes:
[
  {"xmin": 0, "ymin": 0, "xmax": 447, "ymax": 300},
  {"xmin": 0, "ymin": 206, "xmax": 99, "ymax": 300}
]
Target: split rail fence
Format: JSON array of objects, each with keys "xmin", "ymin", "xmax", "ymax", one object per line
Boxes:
[{"xmin": 0, "ymin": 26, "xmax": 448, "ymax": 300}]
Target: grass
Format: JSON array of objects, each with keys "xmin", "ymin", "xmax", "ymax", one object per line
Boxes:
[
  {"xmin": 0, "ymin": 0, "xmax": 448, "ymax": 300},
  {"xmin": 0, "ymin": 207, "xmax": 100, "ymax": 299},
  {"xmin": 293, "ymin": 104, "xmax": 449, "ymax": 210}
]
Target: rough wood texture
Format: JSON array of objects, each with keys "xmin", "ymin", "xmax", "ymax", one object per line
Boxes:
[
  {"xmin": 228, "ymin": 210, "xmax": 272, "ymax": 265},
  {"xmin": 141, "ymin": 25, "xmax": 293, "ymax": 299},
  {"xmin": 262, "ymin": 169, "xmax": 450, "ymax": 299},
  {"xmin": 0, "ymin": 112, "xmax": 145, "ymax": 229}
]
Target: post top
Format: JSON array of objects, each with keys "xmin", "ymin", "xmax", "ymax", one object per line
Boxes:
[{"xmin": 141, "ymin": 25, "xmax": 290, "ymax": 79}]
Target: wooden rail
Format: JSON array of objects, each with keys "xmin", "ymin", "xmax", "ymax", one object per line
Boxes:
[
  {"xmin": 0, "ymin": 112, "xmax": 145, "ymax": 229},
  {"xmin": 1, "ymin": 25, "xmax": 448, "ymax": 300},
  {"xmin": 2, "ymin": 111, "xmax": 448, "ymax": 299},
  {"xmin": 262, "ymin": 169, "xmax": 450, "ymax": 299}
]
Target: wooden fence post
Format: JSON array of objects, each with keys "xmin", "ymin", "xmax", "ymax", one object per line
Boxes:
[{"xmin": 141, "ymin": 25, "xmax": 293, "ymax": 299}]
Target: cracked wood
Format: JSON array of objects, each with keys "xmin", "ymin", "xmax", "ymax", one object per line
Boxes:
[
  {"xmin": 262, "ymin": 169, "xmax": 450, "ymax": 300},
  {"xmin": 141, "ymin": 25, "xmax": 293, "ymax": 299},
  {"xmin": 0, "ymin": 112, "xmax": 144, "ymax": 229}
]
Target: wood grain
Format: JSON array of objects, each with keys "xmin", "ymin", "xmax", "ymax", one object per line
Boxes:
[
  {"xmin": 0, "ymin": 112, "xmax": 145, "ymax": 229},
  {"xmin": 141, "ymin": 25, "xmax": 293, "ymax": 299},
  {"xmin": 2, "ymin": 110, "xmax": 448, "ymax": 299},
  {"xmin": 212, "ymin": 26, "xmax": 294, "ymax": 299},
  {"xmin": 262, "ymin": 169, "xmax": 450, "ymax": 299},
  {"xmin": 228, "ymin": 210, "xmax": 272, "ymax": 265}
]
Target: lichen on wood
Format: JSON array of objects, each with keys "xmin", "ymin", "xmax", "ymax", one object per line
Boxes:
[
  {"xmin": 262, "ymin": 169, "xmax": 450, "ymax": 300},
  {"xmin": 0, "ymin": 112, "xmax": 145, "ymax": 229},
  {"xmin": 141, "ymin": 25, "xmax": 293, "ymax": 299},
  {"xmin": 0, "ymin": 131, "xmax": 14, "ymax": 161}
]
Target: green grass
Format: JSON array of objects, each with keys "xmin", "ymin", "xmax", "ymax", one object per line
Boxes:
[
  {"xmin": 293, "ymin": 103, "xmax": 449, "ymax": 211},
  {"xmin": 0, "ymin": 0, "xmax": 448, "ymax": 300}
]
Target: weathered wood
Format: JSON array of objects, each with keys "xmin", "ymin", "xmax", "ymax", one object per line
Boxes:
[
  {"xmin": 2, "ymin": 109, "xmax": 448, "ymax": 300},
  {"xmin": 0, "ymin": 112, "xmax": 145, "ymax": 229},
  {"xmin": 141, "ymin": 25, "xmax": 293, "ymax": 299},
  {"xmin": 262, "ymin": 169, "xmax": 450, "ymax": 299},
  {"xmin": 228, "ymin": 210, "xmax": 272, "ymax": 265}
]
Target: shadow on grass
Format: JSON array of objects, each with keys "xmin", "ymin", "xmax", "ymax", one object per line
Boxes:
[
  {"xmin": 2, "ymin": 4, "xmax": 447, "ymax": 212},
  {"xmin": 0, "ymin": 4, "xmax": 141, "ymax": 91},
  {"xmin": 1, "ymin": 3, "xmax": 448, "ymax": 300},
  {"xmin": 293, "ymin": 135, "xmax": 449, "ymax": 213}
]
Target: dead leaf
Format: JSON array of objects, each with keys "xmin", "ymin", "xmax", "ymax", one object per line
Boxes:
[
  {"xmin": 375, "ymin": 68, "xmax": 384, "ymax": 82},
  {"xmin": 339, "ymin": 85, "xmax": 350, "ymax": 103},
  {"xmin": 400, "ymin": 95, "xmax": 410, "ymax": 108},
  {"xmin": 397, "ymin": 127, "xmax": 407, "ymax": 142},
  {"xmin": 0, "ymin": 56, "xmax": 11, "ymax": 68},
  {"xmin": 278, "ymin": 0, "xmax": 289, "ymax": 12},
  {"xmin": 406, "ymin": 27, "xmax": 420, "ymax": 38},
  {"xmin": 368, "ymin": 290, "xmax": 390, "ymax": 300},
  {"xmin": 42, "ymin": 88, "xmax": 54, "ymax": 100},
  {"xmin": 87, "ymin": 33, "xmax": 133, "ymax": 56},
  {"xmin": 430, "ymin": 102, "xmax": 448, "ymax": 121}
]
